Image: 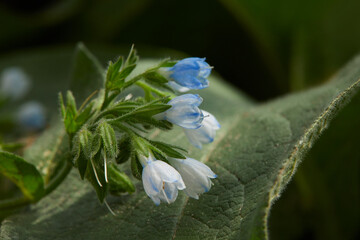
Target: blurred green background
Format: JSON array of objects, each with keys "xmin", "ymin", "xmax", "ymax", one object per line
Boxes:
[{"xmin": 0, "ymin": 0, "xmax": 359, "ymax": 239}]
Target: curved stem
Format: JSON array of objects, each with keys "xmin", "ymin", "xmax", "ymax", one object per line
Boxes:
[
  {"xmin": 44, "ymin": 160, "xmax": 72, "ymax": 195},
  {"xmin": 0, "ymin": 195, "xmax": 30, "ymax": 210},
  {"xmin": 135, "ymin": 81, "xmax": 173, "ymax": 98}
]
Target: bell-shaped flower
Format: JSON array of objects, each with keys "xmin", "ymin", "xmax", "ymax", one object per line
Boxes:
[
  {"xmin": 140, "ymin": 154, "xmax": 186, "ymax": 205},
  {"xmin": 156, "ymin": 94, "xmax": 204, "ymax": 129},
  {"xmin": 167, "ymin": 81, "xmax": 190, "ymax": 93},
  {"xmin": 0, "ymin": 67, "xmax": 31, "ymax": 100},
  {"xmin": 168, "ymin": 157, "xmax": 217, "ymax": 199},
  {"xmin": 165, "ymin": 57, "xmax": 212, "ymax": 90},
  {"xmin": 183, "ymin": 110, "xmax": 220, "ymax": 149}
]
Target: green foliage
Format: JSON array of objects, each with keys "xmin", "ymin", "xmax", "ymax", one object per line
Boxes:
[
  {"xmin": 0, "ymin": 46, "xmax": 358, "ymax": 239},
  {"xmin": 0, "ymin": 151, "xmax": 44, "ymax": 202},
  {"xmin": 108, "ymin": 163, "xmax": 135, "ymax": 194}
]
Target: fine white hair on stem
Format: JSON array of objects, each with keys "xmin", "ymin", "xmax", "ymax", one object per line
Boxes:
[{"xmin": 104, "ymin": 200, "xmax": 116, "ymax": 216}]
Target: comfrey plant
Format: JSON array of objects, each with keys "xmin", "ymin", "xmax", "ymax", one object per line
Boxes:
[{"xmin": 57, "ymin": 46, "xmax": 220, "ymax": 205}]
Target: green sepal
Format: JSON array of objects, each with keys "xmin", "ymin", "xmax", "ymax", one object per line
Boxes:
[
  {"xmin": 105, "ymin": 57, "xmax": 123, "ymax": 89},
  {"xmin": 98, "ymin": 121, "xmax": 118, "ymax": 160},
  {"xmin": 108, "ymin": 163, "xmax": 135, "ymax": 194},
  {"xmin": 130, "ymin": 153, "xmax": 142, "ymax": 180},
  {"xmin": 149, "ymin": 140, "xmax": 187, "ymax": 159},
  {"xmin": 116, "ymin": 137, "xmax": 132, "ymax": 164},
  {"xmin": 76, "ymin": 151, "xmax": 88, "ymax": 180},
  {"xmin": 143, "ymin": 71, "xmax": 168, "ymax": 84},
  {"xmin": 78, "ymin": 128, "xmax": 93, "ymax": 159},
  {"xmin": 157, "ymin": 59, "xmax": 177, "ymax": 68},
  {"xmin": 143, "ymin": 71, "xmax": 175, "ymax": 92},
  {"xmin": 91, "ymin": 134, "xmax": 102, "ymax": 158},
  {"xmin": 63, "ymin": 91, "xmax": 80, "ymax": 134},
  {"xmin": 76, "ymin": 102, "xmax": 95, "ymax": 126},
  {"xmin": 84, "ymin": 152, "xmax": 107, "ymax": 203},
  {"xmin": 131, "ymin": 135, "xmax": 149, "ymax": 157},
  {"xmin": 124, "ymin": 45, "xmax": 139, "ymax": 67}
]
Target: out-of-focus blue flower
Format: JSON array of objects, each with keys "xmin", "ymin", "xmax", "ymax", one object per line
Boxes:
[
  {"xmin": 0, "ymin": 67, "xmax": 31, "ymax": 100},
  {"xmin": 168, "ymin": 157, "xmax": 217, "ymax": 199},
  {"xmin": 17, "ymin": 101, "xmax": 46, "ymax": 131},
  {"xmin": 166, "ymin": 57, "xmax": 212, "ymax": 90},
  {"xmin": 139, "ymin": 154, "xmax": 185, "ymax": 205},
  {"xmin": 183, "ymin": 110, "xmax": 220, "ymax": 149},
  {"xmin": 156, "ymin": 94, "xmax": 204, "ymax": 129}
]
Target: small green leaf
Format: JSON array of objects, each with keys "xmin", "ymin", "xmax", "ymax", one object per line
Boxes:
[
  {"xmin": 106, "ymin": 57, "xmax": 123, "ymax": 87},
  {"xmin": 0, "ymin": 151, "xmax": 44, "ymax": 201},
  {"xmin": 75, "ymin": 102, "xmax": 95, "ymax": 125},
  {"xmin": 130, "ymin": 153, "xmax": 142, "ymax": 180},
  {"xmin": 108, "ymin": 163, "xmax": 135, "ymax": 194},
  {"xmin": 150, "ymin": 140, "xmax": 187, "ymax": 159},
  {"xmin": 124, "ymin": 44, "xmax": 139, "ymax": 67}
]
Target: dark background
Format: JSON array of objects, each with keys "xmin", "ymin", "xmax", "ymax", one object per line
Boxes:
[{"xmin": 0, "ymin": 0, "xmax": 359, "ymax": 239}]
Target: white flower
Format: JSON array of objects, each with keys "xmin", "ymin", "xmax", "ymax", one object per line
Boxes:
[
  {"xmin": 183, "ymin": 110, "xmax": 220, "ymax": 149},
  {"xmin": 167, "ymin": 81, "xmax": 190, "ymax": 93},
  {"xmin": 0, "ymin": 67, "xmax": 31, "ymax": 100},
  {"xmin": 140, "ymin": 154, "xmax": 185, "ymax": 205},
  {"xmin": 168, "ymin": 157, "xmax": 217, "ymax": 199}
]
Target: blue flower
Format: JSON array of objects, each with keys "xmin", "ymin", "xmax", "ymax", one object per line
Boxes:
[
  {"xmin": 140, "ymin": 154, "xmax": 185, "ymax": 205},
  {"xmin": 168, "ymin": 157, "xmax": 217, "ymax": 199},
  {"xmin": 167, "ymin": 57, "xmax": 212, "ymax": 90},
  {"xmin": 0, "ymin": 67, "xmax": 31, "ymax": 100},
  {"xmin": 156, "ymin": 94, "xmax": 204, "ymax": 129},
  {"xmin": 17, "ymin": 101, "xmax": 46, "ymax": 131},
  {"xmin": 183, "ymin": 110, "xmax": 220, "ymax": 149}
]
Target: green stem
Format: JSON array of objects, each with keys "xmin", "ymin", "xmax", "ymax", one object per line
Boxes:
[
  {"xmin": 44, "ymin": 160, "xmax": 72, "ymax": 195},
  {"xmin": 0, "ymin": 196, "xmax": 30, "ymax": 210},
  {"xmin": 135, "ymin": 81, "xmax": 173, "ymax": 98}
]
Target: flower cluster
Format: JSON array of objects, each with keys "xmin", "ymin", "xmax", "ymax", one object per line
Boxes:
[
  {"xmin": 59, "ymin": 48, "xmax": 220, "ymax": 206},
  {"xmin": 140, "ymin": 154, "xmax": 216, "ymax": 205},
  {"xmin": 140, "ymin": 57, "xmax": 220, "ymax": 204}
]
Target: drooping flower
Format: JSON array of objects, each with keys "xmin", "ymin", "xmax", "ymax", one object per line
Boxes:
[
  {"xmin": 165, "ymin": 57, "xmax": 212, "ymax": 90},
  {"xmin": 0, "ymin": 67, "xmax": 31, "ymax": 100},
  {"xmin": 156, "ymin": 94, "xmax": 204, "ymax": 129},
  {"xmin": 139, "ymin": 154, "xmax": 186, "ymax": 205},
  {"xmin": 167, "ymin": 81, "xmax": 190, "ymax": 93},
  {"xmin": 168, "ymin": 157, "xmax": 216, "ymax": 199},
  {"xmin": 183, "ymin": 110, "xmax": 220, "ymax": 149},
  {"xmin": 17, "ymin": 101, "xmax": 46, "ymax": 130}
]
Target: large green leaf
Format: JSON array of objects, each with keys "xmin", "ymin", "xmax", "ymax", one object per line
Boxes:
[
  {"xmin": 0, "ymin": 46, "xmax": 359, "ymax": 239},
  {"xmin": 0, "ymin": 151, "xmax": 44, "ymax": 202}
]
